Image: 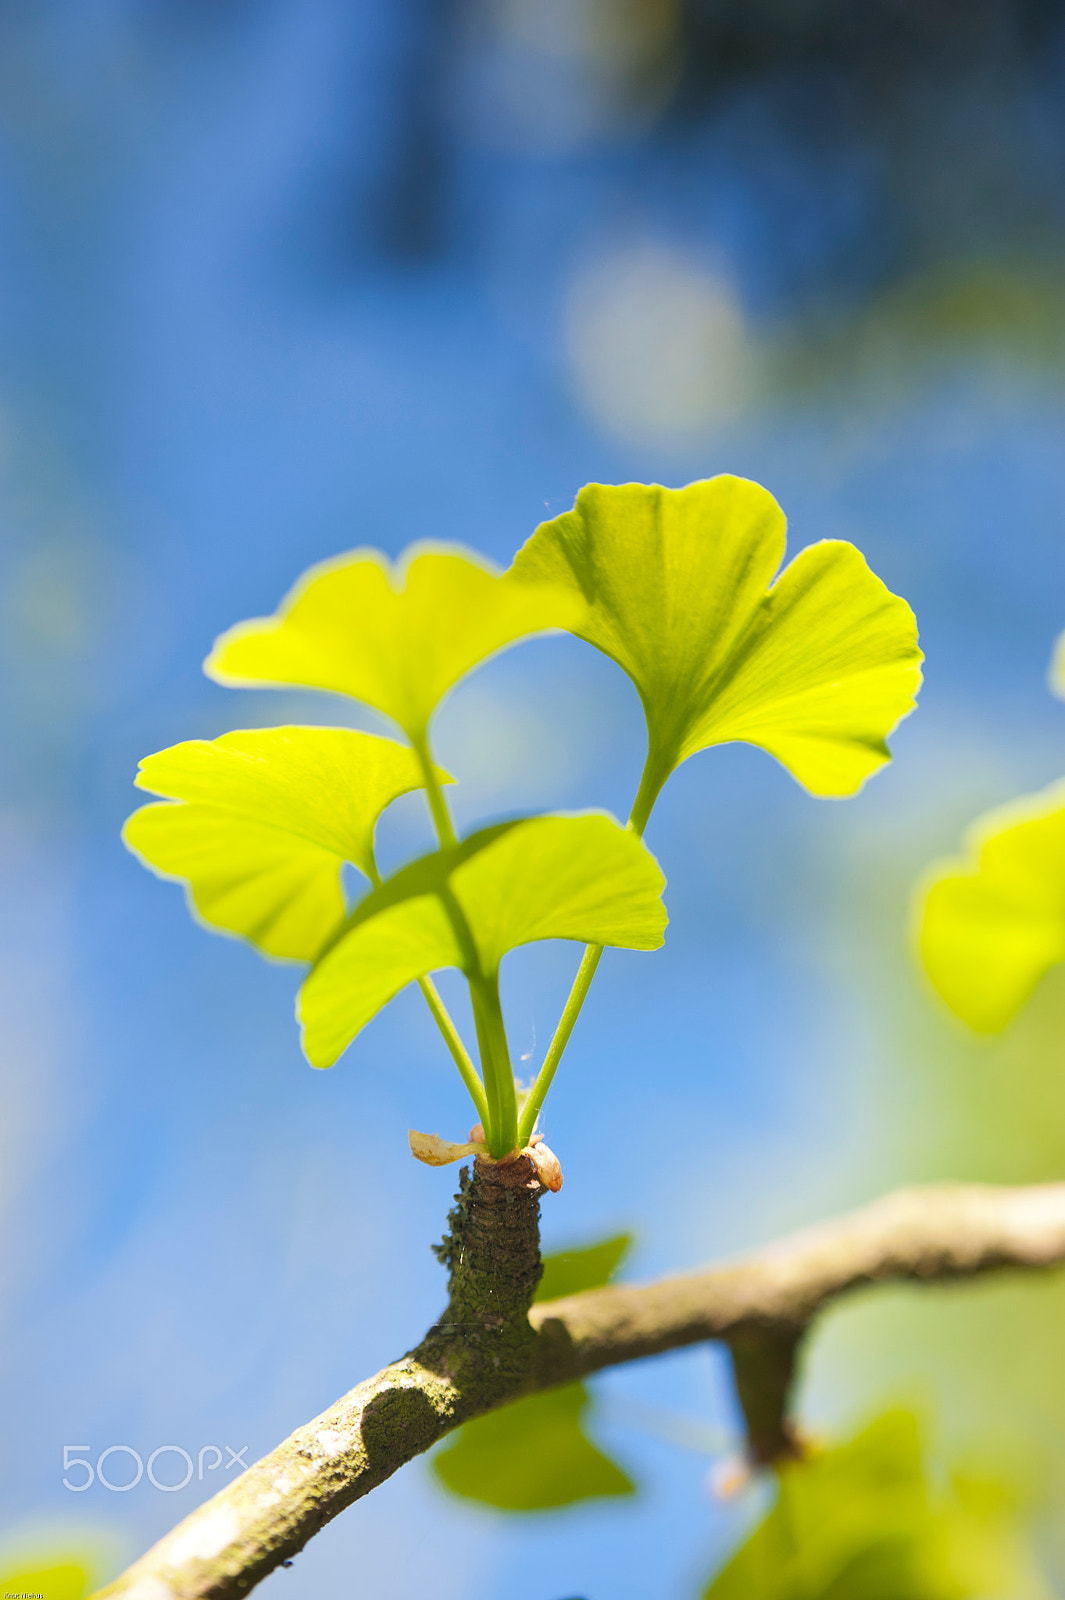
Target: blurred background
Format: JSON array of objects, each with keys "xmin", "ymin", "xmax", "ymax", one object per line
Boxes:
[{"xmin": 3, "ymin": 1, "xmax": 1065, "ymax": 1594}]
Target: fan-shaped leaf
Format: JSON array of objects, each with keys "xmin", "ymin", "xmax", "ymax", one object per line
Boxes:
[
  {"xmin": 431, "ymin": 1234, "xmax": 635, "ymax": 1511},
  {"xmin": 702, "ymin": 1412, "xmax": 1034, "ymax": 1599},
  {"xmin": 511, "ymin": 477, "xmax": 922, "ymax": 808},
  {"xmin": 204, "ymin": 545, "xmax": 584, "ymax": 742},
  {"xmin": 918, "ymin": 780, "xmax": 1065, "ymax": 1032},
  {"xmin": 431, "ymin": 1382, "xmax": 634, "ymax": 1511},
  {"xmin": 122, "ymin": 726, "xmax": 435, "ymax": 961},
  {"xmin": 535, "ymin": 1233, "xmax": 633, "ymax": 1303},
  {"xmin": 299, "ymin": 815, "xmax": 666, "ymax": 1066}
]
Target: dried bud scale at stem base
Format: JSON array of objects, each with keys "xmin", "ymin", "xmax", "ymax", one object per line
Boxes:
[
  {"xmin": 410, "ymin": 1126, "xmax": 563, "ymax": 1191},
  {"xmin": 525, "ymin": 1135, "xmax": 563, "ymax": 1193}
]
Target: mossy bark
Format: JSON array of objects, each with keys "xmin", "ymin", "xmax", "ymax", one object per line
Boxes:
[{"xmin": 423, "ymin": 1155, "xmax": 544, "ymax": 1395}]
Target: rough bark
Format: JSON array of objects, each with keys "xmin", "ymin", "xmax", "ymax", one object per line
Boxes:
[{"xmin": 94, "ymin": 1179, "xmax": 1065, "ymax": 1600}]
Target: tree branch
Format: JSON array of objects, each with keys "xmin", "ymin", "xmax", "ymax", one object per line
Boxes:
[{"xmin": 93, "ymin": 1180, "xmax": 1065, "ymax": 1600}]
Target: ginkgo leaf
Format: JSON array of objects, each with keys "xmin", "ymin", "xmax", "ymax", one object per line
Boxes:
[
  {"xmin": 918, "ymin": 780, "xmax": 1065, "ymax": 1032},
  {"xmin": 299, "ymin": 814, "xmax": 666, "ymax": 1067},
  {"xmin": 536, "ymin": 1233, "xmax": 632, "ymax": 1303},
  {"xmin": 430, "ymin": 1382, "xmax": 634, "ymax": 1511},
  {"xmin": 0, "ymin": 1560, "xmax": 90, "ymax": 1600},
  {"xmin": 510, "ymin": 477, "xmax": 922, "ymax": 810},
  {"xmin": 702, "ymin": 1412, "xmax": 1032, "ymax": 1600},
  {"xmin": 204, "ymin": 545, "xmax": 584, "ymax": 743},
  {"xmin": 431, "ymin": 1234, "xmax": 635, "ymax": 1511},
  {"xmin": 122, "ymin": 727, "xmax": 438, "ymax": 962}
]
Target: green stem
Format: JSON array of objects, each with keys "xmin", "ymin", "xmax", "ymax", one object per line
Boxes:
[
  {"xmin": 412, "ymin": 728, "xmax": 456, "ymax": 848},
  {"xmin": 470, "ymin": 972, "xmax": 518, "ymax": 1158},
  {"xmin": 417, "ymin": 976, "xmax": 489, "ymax": 1128},
  {"xmin": 627, "ymin": 747, "xmax": 672, "ymax": 840},
  {"xmin": 410, "ymin": 726, "xmax": 516, "ymax": 1148},
  {"xmin": 516, "ymin": 943, "xmax": 603, "ymax": 1146},
  {"xmin": 367, "ymin": 852, "xmax": 488, "ymax": 1128},
  {"xmin": 471, "ymin": 997, "xmax": 503, "ymax": 1146},
  {"xmin": 514, "ymin": 744, "xmax": 672, "ymax": 1145}
]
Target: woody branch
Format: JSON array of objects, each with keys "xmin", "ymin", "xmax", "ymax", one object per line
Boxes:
[{"xmin": 94, "ymin": 1178, "xmax": 1065, "ymax": 1600}]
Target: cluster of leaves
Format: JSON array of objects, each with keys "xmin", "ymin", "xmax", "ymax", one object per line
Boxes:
[
  {"xmin": 919, "ymin": 629, "xmax": 1065, "ymax": 1032},
  {"xmin": 124, "ymin": 477, "xmax": 921, "ymax": 1159},
  {"xmin": 115, "ymin": 479, "xmax": 1065, "ymax": 1595}
]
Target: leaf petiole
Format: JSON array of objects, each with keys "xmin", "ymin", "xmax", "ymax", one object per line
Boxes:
[
  {"xmin": 627, "ymin": 751, "xmax": 671, "ymax": 841},
  {"xmin": 371, "ymin": 798, "xmax": 489, "ymax": 1133},
  {"xmin": 418, "ymin": 975, "xmax": 490, "ymax": 1129},
  {"xmin": 411, "ymin": 726, "xmax": 516, "ymax": 1152},
  {"xmin": 515, "ymin": 748, "xmax": 664, "ymax": 1146},
  {"xmin": 412, "ymin": 728, "xmax": 457, "ymax": 848},
  {"xmin": 470, "ymin": 972, "xmax": 518, "ymax": 1157},
  {"xmin": 516, "ymin": 943, "xmax": 603, "ymax": 1147}
]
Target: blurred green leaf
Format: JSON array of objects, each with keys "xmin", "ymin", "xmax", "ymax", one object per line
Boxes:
[
  {"xmin": 703, "ymin": 1412, "xmax": 1043, "ymax": 1600},
  {"xmin": 431, "ymin": 1382, "xmax": 634, "ymax": 1511},
  {"xmin": 431, "ymin": 1234, "xmax": 635, "ymax": 1511},
  {"xmin": 535, "ymin": 1233, "xmax": 632, "ymax": 1302},
  {"xmin": 918, "ymin": 780, "xmax": 1065, "ymax": 1032},
  {"xmin": 204, "ymin": 546, "xmax": 583, "ymax": 743},
  {"xmin": 511, "ymin": 478, "xmax": 922, "ymax": 814},
  {"xmin": 0, "ymin": 1558, "xmax": 92, "ymax": 1600},
  {"xmin": 123, "ymin": 727, "xmax": 436, "ymax": 961},
  {"xmin": 299, "ymin": 814, "xmax": 666, "ymax": 1067}
]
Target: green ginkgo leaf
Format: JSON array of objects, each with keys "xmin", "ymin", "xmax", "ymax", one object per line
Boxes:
[
  {"xmin": 122, "ymin": 726, "xmax": 438, "ymax": 961},
  {"xmin": 0, "ymin": 1561, "xmax": 90, "ymax": 1600},
  {"xmin": 431, "ymin": 1234, "xmax": 635, "ymax": 1511},
  {"xmin": 430, "ymin": 1381, "xmax": 634, "ymax": 1511},
  {"xmin": 918, "ymin": 780, "xmax": 1065, "ymax": 1032},
  {"xmin": 299, "ymin": 814, "xmax": 666, "ymax": 1067},
  {"xmin": 702, "ymin": 1412, "xmax": 1033, "ymax": 1600},
  {"xmin": 204, "ymin": 545, "xmax": 584, "ymax": 743},
  {"xmin": 510, "ymin": 477, "xmax": 922, "ymax": 817},
  {"xmin": 535, "ymin": 1232, "xmax": 633, "ymax": 1303}
]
